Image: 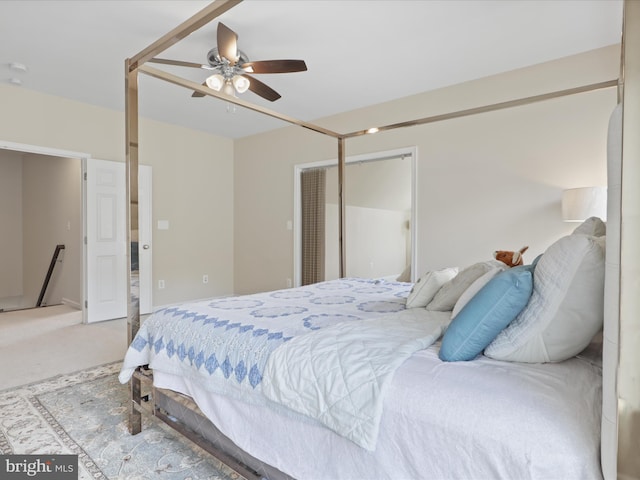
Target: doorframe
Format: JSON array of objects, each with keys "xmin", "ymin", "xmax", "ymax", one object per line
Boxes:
[
  {"xmin": 293, "ymin": 146, "xmax": 418, "ymax": 287},
  {"xmin": 0, "ymin": 140, "xmax": 91, "ymax": 321}
]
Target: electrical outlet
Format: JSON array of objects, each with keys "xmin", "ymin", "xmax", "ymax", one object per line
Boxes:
[
  {"xmin": 286, "ymin": 278, "xmax": 292, "ymax": 288},
  {"xmin": 158, "ymin": 280, "xmax": 165, "ymax": 289},
  {"xmin": 203, "ymin": 274, "xmax": 209, "ymax": 284}
]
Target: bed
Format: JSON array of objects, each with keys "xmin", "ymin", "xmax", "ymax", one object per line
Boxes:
[
  {"xmin": 120, "ymin": 233, "xmax": 606, "ymax": 479},
  {"xmin": 121, "ymin": 1, "xmax": 640, "ymax": 479}
]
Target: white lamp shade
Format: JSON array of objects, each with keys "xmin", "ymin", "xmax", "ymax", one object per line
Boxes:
[
  {"xmin": 205, "ymin": 74, "xmax": 224, "ymax": 91},
  {"xmin": 232, "ymin": 75, "xmax": 250, "ymax": 93},
  {"xmin": 222, "ymin": 81, "xmax": 236, "ymax": 97},
  {"xmin": 562, "ymin": 187, "xmax": 607, "ymax": 222}
]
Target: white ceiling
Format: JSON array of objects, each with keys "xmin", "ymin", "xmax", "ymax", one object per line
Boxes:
[{"xmin": 0, "ymin": 0, "xmax": 624, "ymax": 139}]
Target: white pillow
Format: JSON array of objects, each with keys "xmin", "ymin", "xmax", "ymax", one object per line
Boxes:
[
  {"xmin": 485, "ymin": 234, "xmax": 605, "ymax": 363},
  {"xmin": 451, "ymin": 267, "xmax": 502, "ymax": 318},
  {"xmin": 573, "ymin": 216, "xmax": 606, "ymax": 237},
  {"xmin": 426, "ymin": 261, "xmax": 505, "ymax": 312},
  {"xmin": 405, "ymin": 267, "xmax": 458, "ymax": 308}
]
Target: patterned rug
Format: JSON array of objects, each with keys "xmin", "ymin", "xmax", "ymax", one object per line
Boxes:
[{"xmin": 0, "ymin": 362, "xmax": 244, "ymax": 479}]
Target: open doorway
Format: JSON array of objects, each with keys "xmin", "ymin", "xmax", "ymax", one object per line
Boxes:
[
  {"xmin": 0, "ymin": 146, "xmax": 83, "ymax": 313},
  {"xmin": 0, "ymin": 140, "xmax": 153, "ymax": 323}
]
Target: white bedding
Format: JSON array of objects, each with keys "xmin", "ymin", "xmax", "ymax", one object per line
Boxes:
[
  {"xmin": 262, "ymin": 309, "xmax": 445, "ymax": 450},
  {"xmin": 155, "ymin": 344, "xmax": 603, "ymax": 480},
  {"xmin": 119, "ymin": 278, "xmax": 413, "ymax": 400}
]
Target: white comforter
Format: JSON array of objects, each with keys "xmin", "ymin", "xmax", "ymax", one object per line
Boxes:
[
  {"xmin": 261, "ymin": 309, "xmax": 446, "ymax": 450},
  {"xmin": 119, "ymin": 278, "xmax": 413, "ymax": 401}
]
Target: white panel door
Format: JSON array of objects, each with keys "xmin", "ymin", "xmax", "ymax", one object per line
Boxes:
[{"xmin": 86, "ymin": 159, "xmax": 127, "ymax": 322}]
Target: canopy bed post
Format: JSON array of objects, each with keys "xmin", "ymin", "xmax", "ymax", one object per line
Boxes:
[
  {"xmin": 617, "ymin": 1, "xmax": 640, "ymax": 477},
  {"xmin": 124, "ymin": 0, "xmax": 245, "ymax": 437},
  {"xmin": 338, "ymin": 137, "xmax": 346, "ymax": 278},
  {"xmin": 125, "ymin": 58, "xmax": 142, "ymax": 435}
]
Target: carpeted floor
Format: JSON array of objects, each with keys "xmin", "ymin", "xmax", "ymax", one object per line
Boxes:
[{"xmin": 0, "ymin": 362, "xmax": 245, "ymax": 480}]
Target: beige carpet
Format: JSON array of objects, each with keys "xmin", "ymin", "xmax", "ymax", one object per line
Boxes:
[{"xmin": 0, "ymin": 305, "xmax": 127, "ymax": 390}]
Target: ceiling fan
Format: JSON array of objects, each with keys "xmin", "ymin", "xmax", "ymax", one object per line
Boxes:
[{"xmin": 149, "ymin": 22, "xmax": 307, "ymax": 102}]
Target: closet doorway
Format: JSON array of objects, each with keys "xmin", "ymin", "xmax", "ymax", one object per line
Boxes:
[{"xmin": 294, "ymin": 147, "xmax": 417, "ymax": 286}]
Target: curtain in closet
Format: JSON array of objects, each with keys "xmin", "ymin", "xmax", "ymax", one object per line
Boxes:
[{"xmin": 301, "ymin": 168, "xmax": 326, "ymax": 285}]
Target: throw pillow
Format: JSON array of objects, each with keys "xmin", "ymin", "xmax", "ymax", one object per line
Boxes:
[
  {"xmin": 405, "ymin": 267, "xmax": 458, "ymax": 308},
  {"xmin": 485, "ymin": 234, "xmax": 605, "ymax": 363},
  {"xmin": 572, "ymin": 216, "xmax": 606, "ymax": 237},
  {"xmin": 426, "ymin": 261, "xmax": 506, "ymax": 312},
  {"xmin": 439, "ymin": 265, "xmax": 534, "ymax": 362}
]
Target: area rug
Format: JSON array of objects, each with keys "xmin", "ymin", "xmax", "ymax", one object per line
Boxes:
[{"xmin": 0, "ymin": 362, "xmax": 245, "ymax": 479}]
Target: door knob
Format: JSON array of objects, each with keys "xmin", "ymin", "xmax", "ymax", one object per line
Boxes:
[{"xmin": 142, "ymin": 244, "xmax": 150, "ymax": 249}]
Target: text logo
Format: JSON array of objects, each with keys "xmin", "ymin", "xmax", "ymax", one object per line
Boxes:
[{"xmin": 0, "ymin": 455, "xmax": 77, "ymax": 479}]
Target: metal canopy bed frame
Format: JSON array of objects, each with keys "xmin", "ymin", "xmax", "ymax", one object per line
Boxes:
[{"xmin": 124, "ymin": 1, "xmax": 640, "ymax": 479}]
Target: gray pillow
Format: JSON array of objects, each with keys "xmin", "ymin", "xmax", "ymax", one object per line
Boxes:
[
  {"xmin": 406, "ymin": 267, "xmax": 458, "ymax": 308},
  {"xmin": 426, "ymin": 261, "xmax": 505, "ymax": 312},
  {"xmin": 572, "ymin": 216, "xmax": 606, "ymax": 237}
]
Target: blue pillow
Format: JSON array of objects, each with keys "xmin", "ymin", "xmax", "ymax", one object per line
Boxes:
[{"xmin": 439, "ymin": 265, "xmax": 534, "ymax": 362}]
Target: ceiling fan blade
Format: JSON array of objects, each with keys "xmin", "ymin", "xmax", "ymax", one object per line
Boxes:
[
  {"xmin": 243, "ymin": 74, "xmax": 281, "ymax": 102},
  {"xmin": 149, "ymin": 58, "xmax": 207, "ymax": 69},
  {"xmin": 217, "ymin": 22, "xmax": 238, "ymax": 65},
  {"xmin": 192, "ymin": 81, "xmax": 207, "ymax": 97},
  {"xmin": 242, "ymin": 59, "xmax": 307, "ymax": 74}
]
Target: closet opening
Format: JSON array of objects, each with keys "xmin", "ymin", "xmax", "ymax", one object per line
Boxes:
[{"xmin": 294, "ymin": 147, "xmax": 417, "ymax": 287}]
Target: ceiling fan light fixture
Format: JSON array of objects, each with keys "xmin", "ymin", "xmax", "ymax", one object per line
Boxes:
[
  {"xmin": 222, "ymin": 81, "xmax": 237, "ymax": 97},
  {"xmin": 179, "ymin": 23, "xmax": 305, "ymax": 102},
  {"xmin": 232, "ymin": 75, "xmax": 250, "ymax": 94},
  {"xmin": 205, "ymin": 74, "xmax": 224, "ymax": 91}
]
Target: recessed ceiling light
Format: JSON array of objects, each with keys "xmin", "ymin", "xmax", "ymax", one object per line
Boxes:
[{"xmin": 9, "ymin": 62, "xmax": 28, "ymax": 73}]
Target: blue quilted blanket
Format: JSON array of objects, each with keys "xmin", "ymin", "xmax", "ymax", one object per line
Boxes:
[{"xmin": 119, "ymin": 278, "xmax": 411, "ymax": 400}]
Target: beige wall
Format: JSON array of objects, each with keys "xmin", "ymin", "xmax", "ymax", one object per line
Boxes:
[
  {"xmin": 0, "ymin": 84, "xmax": 234, "ymax": 307},
  {"xmin": 139, "ymin": 120, "xmax": 234, "ymax": 305},
  {"xmin": 234, "ymin": 45, "xmax": 619, "ymax": 294},
  {"xmin": 0, "ymin": 150, "xmax": 24, "ymax": 305},
  {"xmin": 234, "ymin": 129, "xmax": 338, "ymax": 294},
  {"xmin": 22, "ymin": 154, "xmax": 81, "ymax": 307}
]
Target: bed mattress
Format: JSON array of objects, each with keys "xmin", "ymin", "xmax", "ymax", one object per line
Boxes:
[{"xmin": 155, "ymin": 343, "xmax": 603, "ymax": 480}]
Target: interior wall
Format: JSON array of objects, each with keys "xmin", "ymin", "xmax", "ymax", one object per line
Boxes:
[
  {"xmin": 234, "ymin": 45, "xmax": 619, "ymax": 294},
  {"xmin": 21, "ymin": 154, "xmax": 81, "ymax": 307},
  {"xmin": 0, "ymin": 84, "xmax": 235, "ymax": 307},
  {"xmin": 0, "ymin": 150, "xmax": 24, "ymax": 307},
  {"xmin": 139, "ymin": 120, "xmax": 234, "ymax": 306},
  {"xmin": 234, "ymin": 129, "xmax": 338, "ymax": 295}
]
